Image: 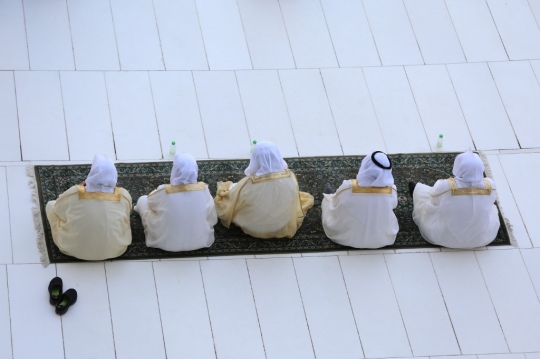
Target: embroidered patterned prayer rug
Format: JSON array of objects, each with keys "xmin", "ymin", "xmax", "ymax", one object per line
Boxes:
[{"xmin": 34, "ymin": 153, "xmax": 511, "ymax": 263}]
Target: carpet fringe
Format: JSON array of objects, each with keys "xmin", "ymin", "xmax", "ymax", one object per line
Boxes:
[
  {"xmin": 478, "ymin": 151, "xmax": 518, "ymax": 248},
  {"xmin": 27, "ymin": 165, "xmax": 50, "ymax": 267}
]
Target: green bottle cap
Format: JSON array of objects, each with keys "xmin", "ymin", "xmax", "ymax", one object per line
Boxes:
[
  {"xmin": 252, "ymin": 140, "xmax": 257, "ymax": 144},
  {"xmin": 439, "ymin": 134, "xmax": 443, "ymax": 138},
  {"xmin": 172, "ymin": 141, "xmax": 176, "ymax": 145}
]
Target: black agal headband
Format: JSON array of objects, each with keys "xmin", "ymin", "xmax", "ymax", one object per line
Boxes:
[{"xmin": 371, "ymin": 151, "xmax": 392, "ymax": 170}]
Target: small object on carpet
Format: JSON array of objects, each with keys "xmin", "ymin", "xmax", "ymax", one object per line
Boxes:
[
  {"xmin": 408, "ymin": 182, "xmax": 417, "ymax": 197},
  {"xmin": 323, "ymin": 183, "xmax": 334, "ymax": 195}
]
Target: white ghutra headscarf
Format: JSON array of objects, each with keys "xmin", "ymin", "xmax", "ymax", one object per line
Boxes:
[
  {"xmin": 85, "ymin": 155, "xmax": 118, "ymax": 193},
  {"xmin": 244, "ymin": 141, "xmax": 288, "ymax": 177},
  {"xmin": 452, "ymin": 149, "xmax": 485, "ymax": 188},
  {"xmin": 357, "ymin": 151, "xmax": 394, "ymax": 187},
  {"xmin": 171, "ymin": 153, "xmax": 198, "ymax": 185}
]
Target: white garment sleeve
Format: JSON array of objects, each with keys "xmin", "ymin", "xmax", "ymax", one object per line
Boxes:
[
  {"xmin": 206, "ymin": 188, "xmax": 218, "ymax": 226},
  {"xmin": 391, "ymin": 185, "xmax": 398, "ymax": 209},
  {"xmin": 135, "ymin": 196, "xmax": 149, "ymax": 214}
]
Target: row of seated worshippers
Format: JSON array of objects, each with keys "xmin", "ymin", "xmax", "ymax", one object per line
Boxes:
[{"xmin": 45, "ymin": 142, "xmax": 500, "ymax": 261}]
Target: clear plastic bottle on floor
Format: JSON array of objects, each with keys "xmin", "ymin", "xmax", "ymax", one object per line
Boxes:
[
  {"xmin": 435, "ymin": 134, "xmax": 443, "ymax": 151},
  {"xmin": 250, "ymin": 140, "xmax": 257, "ymax": 154},
  {"xmin": 168, "ymin": 141, "xmax": 176, "ymax": 159}
]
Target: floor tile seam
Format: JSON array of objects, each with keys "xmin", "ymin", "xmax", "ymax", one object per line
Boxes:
[
  {"xmin": 486, "ymin": 63, "xmax": 523, "ymax": 148},
  {"xmin": 443, "ymin": 64, "xmax": 478, "ymax": 150},
  {"xmin": 3, "ymin": 265, "xmax": 14, "ymax": 359},
  {"xmin": 319, "ymin": 69, "xmax": 345, "ymax": 156},
  {"xmin": 233, "ymin": 0, "xmax": 255, "ymax": 70},
  {"xmin": 494, "ymin": 154, "xmax": 534, "ymax": 246},
  {"xmin": 400, "ymin": 0, "xmax": 426, "ymax": 65},
  {"xmin": 6, "ymin": 262, "xmax": 57, "ymax": 265},
  {"xmin": 244, "ymin": 259, "xmax": 268, "ymax": 359},
  {"xmin": 150, "ymin": 262, "xmax": 168, "ymax": 359},
  {"xmin": 63, "ymin": 0, "xmax": 77, "ymax": 71},
  {"xmin": 499, "ymin": 148, "xmax": 540, "ymax": 154},
  {"xmin": 290, "ymin": 258, "xmax": 318, "ymax": 359},
  {"xmin": 102, "ymin": 263, "xmax": 119, "ymax": 359},
  {"xmin": 188, "ymin": 71, "xmax": 211, "ymax": 158},
  {"xmin": 146, "ymin": 71, "xmax": 164, "ymax": 159},
  {"xmin": 276, "ymin": 70, "xmax": 301, "ymax": 156},
  {"xmin": 441, "ymin": 0, "xmax": 469, "ymax": 62},
  {"xmin": 531, "ymin": 60, "xmax": 540, "ymax": 84},
  {"xmin": 3, "ymin": 168, "xmax": 14, "ymax": 264},
  {"xmin": 19, "ymin": 0, "xmax": 31, "ymax": 70},
  {"xmin": 337, "ymin": 256, "xmax": 366, "ymax": 357},
  {"xmin": 149, "ymin": 0, "xmax": 166, "ymax": 71},
  {"xmin": 359, "ymin": 67, "xmax": 390, "ymax": 153},
  {"xmin": 198, "ymin": 261, "xmax": 219, "ymax": 359},
  {"xmin": 275, "ymin": 0, "xmax": 298, "ymax": 69},
  {"xmin": 403, "ymin": 66, "xmax": 433, "ymax": 151},
  {"xmin": 359, "ymin": 0, "xmax": 383, "ymax": 66},
  {"xmin": 105, "ymin": 0, "xmax": 122, "ymax": 70},
  {"xmin": 191, "ymin": 0, "xmax": 211, "ymax": 70},
  {"xmin": 101, "ymin": 71, "xmax": 119, "ymax": 160},
  {"xmin": 484, "ymin": 0, "xmax": 511, "ymax": 61},
  {"xmin": 103, "ymin": 71, "xmax": 132, "ymax": 161},
  {"xmin": 11, "ymin": 71, "xmax": 24, "ymax": 163},
  {"xmin": 9, "ymin": 59, "xmax": 540, "ymax": 73},
  {"xmin": 472, "ymin": 251, "xmax": 512, "ymax": 353},
  {"xmin": 315, "ymin": 0, "xmax": 340, "ymax": 67},
  {"xmin": 427, "ymin": 253, "xmax": 462, "ymax": 354},
  {"xmin": 57, "ymin": 71, "xmax": 72, "ymax": 161},
  {"xmin": 233, "ymin": 71, "xmax": 254, "ymax": 146},
  {"xmin": 382, "ymin": 253, "xmax": 414, "ymax": 356},
  {"xmin": 5, "ymin": 149, "xmax": 539, "ymax": 165},
  {"xmin": 527, "ymin": 0, "xmax": 540, "ymax": 36},
  {"xmin": 6, "ymin": 147, "xmax": 540, "ymax": 166},
  {"xmin": 55, "ymin": 264, "xmax": 67, "ymax": 359},
  {"xmin": 519, "ymin": 249, "xmax": 540, "ymax": 305}
]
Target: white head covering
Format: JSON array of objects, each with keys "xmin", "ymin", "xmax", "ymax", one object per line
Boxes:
[
  {"xmin": 85, "ymin": 155, "xmax": 118, "ymax": 193},
  {"xmin": 453, "ymin": 149, "xmax": 485, "ymax": 188},
  {"xmin": 244, "ymin": 141, "xmax": 288, "ymax": 177},
  {"xmin": 171, "ymin": 153, "xmax": 198, "ymax": 185},
  {"xmin": 357, "ymin": 151, "xmax": 394, "ymax": 187}
]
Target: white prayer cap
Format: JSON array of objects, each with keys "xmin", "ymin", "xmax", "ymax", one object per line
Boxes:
[
  {"xmin": 171, "ymin": 153, "xmax": 198, "ymax": 185},
  {"xmin": 357, "ymin": 151, "xmax": 394, "ymax": 187},
  {"xmin": 85, "ymin": 155, "xmax": 118, "ymax": 193},
  {"xmin": 453, "ymin": 149, "xmax": 485, "ymax": 188},
  {"xmin": 244, "ymin": 141, "xmax": 288, "ymax": 177}
]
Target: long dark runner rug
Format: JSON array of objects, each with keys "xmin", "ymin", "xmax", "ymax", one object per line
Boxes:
[{"xmin": 34, "ymin": 153, "xmax": 511, "ymax": 263}]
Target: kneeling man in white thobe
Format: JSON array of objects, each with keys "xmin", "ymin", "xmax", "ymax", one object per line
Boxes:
[
  {"xmin": 322, "ymin": 151, "xmax": 399, "ymax": 248},
  {"xmin": 214, "ymin": 141, "xmax": 314, "ymax": 239},
  {"xmin": 135, "ymin": 153, "xmax": 217, "ymax": 252},
  {"xmin": 46, "ymin": 155, "xmax": 132, "ymax": 261},
  {"xmin": 410, "ymin": 150, "xmax": 499, "ymax": 249}
]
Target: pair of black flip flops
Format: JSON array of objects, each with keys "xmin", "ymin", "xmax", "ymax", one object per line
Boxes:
[{"xmin": 48, "ymin": 277, "xmax": 77, "ymax": 315}]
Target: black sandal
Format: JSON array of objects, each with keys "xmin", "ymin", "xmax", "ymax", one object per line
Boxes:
[
  {"xmin": 55, "ymin": 289, "xmax": 77, "ymax": 315},
  {"xmin": 323, "ymin": 183, "xmax": 335, "ymax": 194},
  {"xmin": 48, "ymin": 277, "xmax": 63, "ymax": 305},
  {"xmin": 408, "ymin": 182, "xmax": 417, "ymax": 197}
]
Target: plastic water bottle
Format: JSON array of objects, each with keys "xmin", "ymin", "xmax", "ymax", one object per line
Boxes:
[
  {"xmin": 168, "ymin": 141, "xmax": 176, "ymax": 159},
  {"xmin": 250, "ymin": 140, "xmax": 257, "ymax": 154},
  {"xmin": 436, "ymin": 134, "xmax": 443, "ymax": 151}
]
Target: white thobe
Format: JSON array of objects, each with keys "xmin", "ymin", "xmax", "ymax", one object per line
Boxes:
[
  {"xmin": 412, "ymin": 178, "xmax": 499, "ymax": 248},
  {"xmin": 46, "ymin": 185, "xmax": 132, "ymax": 260},
  {"xmin": 136, "ymin": 182, "xmax": 218, "ymax": 252},
  {"xmin": 322, "ymin": 179, "xmax": 399, "ymax": 248}
]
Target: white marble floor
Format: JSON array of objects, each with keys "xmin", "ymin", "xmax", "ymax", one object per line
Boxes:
[{"xmin": 1, "ymin": 0, "xmax": 540, "ymax": 358}]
